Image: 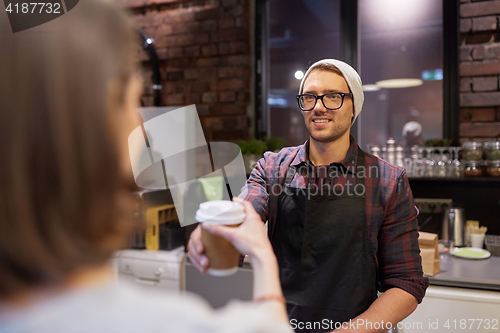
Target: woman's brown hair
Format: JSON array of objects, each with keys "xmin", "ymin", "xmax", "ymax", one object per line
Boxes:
[{"xmin": 0, "ymin": 0, "xmax": 138, "ymax": 297}]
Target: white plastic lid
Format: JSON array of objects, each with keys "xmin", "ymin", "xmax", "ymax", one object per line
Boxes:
[{"xmin": 195, "ymin": 200, "xmax": 245, "ymax": 225}]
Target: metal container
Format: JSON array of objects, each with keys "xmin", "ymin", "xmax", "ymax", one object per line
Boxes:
[{"xmin": 442, "ymin": 208, "xmax": 466, "ymax": 247}]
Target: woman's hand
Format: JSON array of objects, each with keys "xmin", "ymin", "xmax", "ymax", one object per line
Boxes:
[
  {"xmin": 200, "ymin": 198, "xmax": 274, "ymax": 262},
  {"xmin": 197, "ymin": 198, "xmax": 288, "ymax": 324}
]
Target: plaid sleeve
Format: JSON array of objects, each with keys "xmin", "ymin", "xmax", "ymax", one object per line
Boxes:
[
  {"xmin": 238, "ymin": 154, "xmax": 270, "ymax": 222},
  {"xmin": 237, "ymin": 155, "xmax": 271, "ymax": 267},
  {"xmin": 377, "ymin": 170, "xmax": 429, "ymax": 303}
]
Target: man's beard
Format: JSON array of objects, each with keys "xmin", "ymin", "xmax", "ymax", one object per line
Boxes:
[{"xmin": 307, "ymin": 120, "xmax": 351, "ymax": 143}]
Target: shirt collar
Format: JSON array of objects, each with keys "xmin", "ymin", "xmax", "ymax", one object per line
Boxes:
[{"xmin": 291, "ymin": 135, "xmax": 359, "ymax": 175}]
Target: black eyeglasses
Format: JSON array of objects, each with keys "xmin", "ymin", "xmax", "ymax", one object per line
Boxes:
[{"xmin": 296, "ymin": 92, "xmax": 353, "ymax": 111}]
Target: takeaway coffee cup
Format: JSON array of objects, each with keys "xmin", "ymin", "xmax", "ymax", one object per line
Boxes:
[{"xmin": 195, "ymin": 200, "xmax": 246, "ymax": 276}]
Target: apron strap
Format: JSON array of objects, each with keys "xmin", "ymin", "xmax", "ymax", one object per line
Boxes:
[
  {"xmin": 283, "ymin": 166, "xmax": 297, "ymax": 188},
  {"xmin": 355, "ymin": 147, "xmax": 365, "ymax": 187},
  {"xmin": 268, "ymin": 165, "xmax": 296, "ymax": 240}
]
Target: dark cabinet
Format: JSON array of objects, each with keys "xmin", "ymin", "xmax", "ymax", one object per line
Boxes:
[{"xmin": 409, "ymin": 178, "xmax": 500, "ymax": 236}]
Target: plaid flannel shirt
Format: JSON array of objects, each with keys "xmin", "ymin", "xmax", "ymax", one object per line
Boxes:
[{"xmin": 239, "ymin": 136, "xmax": 429, "ymax": 303}]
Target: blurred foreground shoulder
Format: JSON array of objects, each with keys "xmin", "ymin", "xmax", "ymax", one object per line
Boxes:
[{"xmin": 0, "ymin": 282, "xmax": 292, "ymax": 333}]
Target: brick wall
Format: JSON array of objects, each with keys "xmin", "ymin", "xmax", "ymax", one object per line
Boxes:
[
  {"xmin": 117, "ymin": 0, "xmax": 253, "ymax": 141},
  {"xmin": 459, "ymin": 0, "xmax": 500, "ymax": 143}
]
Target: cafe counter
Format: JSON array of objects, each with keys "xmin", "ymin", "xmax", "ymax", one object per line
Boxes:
[
  {"xmin": 429, "ymin": 254, "xmax": 500, "ymax": 291},
  {"xmin": 400, "ymin": 255, "xmax": 500, "ymax": 333}
]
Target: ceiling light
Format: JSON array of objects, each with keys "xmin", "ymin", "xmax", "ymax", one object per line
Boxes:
[
  {"xmin": 375, "ymin": 78, "xmax": 423, "ymax": 89},
  {"xmin": 362, "ymin": 84, "xmax": 381, "ymax": 92},
  {"xmin": 295, "ymin": 70, "xmax": 304, "ymax": 80}
]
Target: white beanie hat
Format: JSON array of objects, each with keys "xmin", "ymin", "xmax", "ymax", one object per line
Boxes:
[{"xmin": 298, "ymin": 59, "xmax": 364, "ymax": 125}]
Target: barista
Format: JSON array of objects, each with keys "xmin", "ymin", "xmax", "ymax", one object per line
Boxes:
[{"xmin": 189, "ymin": 59, "xmax": 428, "ymax": 333}]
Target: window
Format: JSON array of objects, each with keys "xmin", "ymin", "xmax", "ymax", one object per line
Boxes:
[
  {"xmin": 257, "ymin": 0, "xmax": 457, "ymax": 148},
  {"xmin": 358, "ymin": 0, "xmax": 443, "ymax": 148},
  {"xmin": 265, "ymin": 0, "xmax": 341, "ymax": 146}
]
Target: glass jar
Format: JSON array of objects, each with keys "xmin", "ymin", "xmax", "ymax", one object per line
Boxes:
[
  {"xmin": 463, "ymin": 160, "xmax": 483, "ymax": 177},
  {"xmin": 485, "ymin": 141, "xmax": 500, "ymax": 161},
  {"xmin": 462, "ymin": 142, "xmax": 483, "ymax": 160},
  {"xmin": 486, "ymin": 160, "xmax": 500, "ymax": 177}
]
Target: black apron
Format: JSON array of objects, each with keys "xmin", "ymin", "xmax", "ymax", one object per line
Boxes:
[{"xmin": 272, "ymin": 148, "xmax": 377, "ymax": 333}]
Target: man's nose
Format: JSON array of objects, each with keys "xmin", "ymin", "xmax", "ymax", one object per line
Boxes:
[{"xmin": 313, "ymin": 98, "xmax": 327, "ymax": 113}]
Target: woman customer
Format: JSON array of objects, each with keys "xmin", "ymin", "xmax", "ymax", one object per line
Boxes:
[{"xmin": 0, "ymin": 1, "xmax": 289, "ymax": 332}]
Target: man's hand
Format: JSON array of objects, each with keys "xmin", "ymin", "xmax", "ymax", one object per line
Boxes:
[{"xmin": 187, "ymin": 225, "xmax": 209, "ymax": 274}]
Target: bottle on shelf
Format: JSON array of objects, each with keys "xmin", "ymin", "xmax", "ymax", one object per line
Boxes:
[{"xmin": 386, "ymin": 137, "xmax": 396, "ymax": 165}]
